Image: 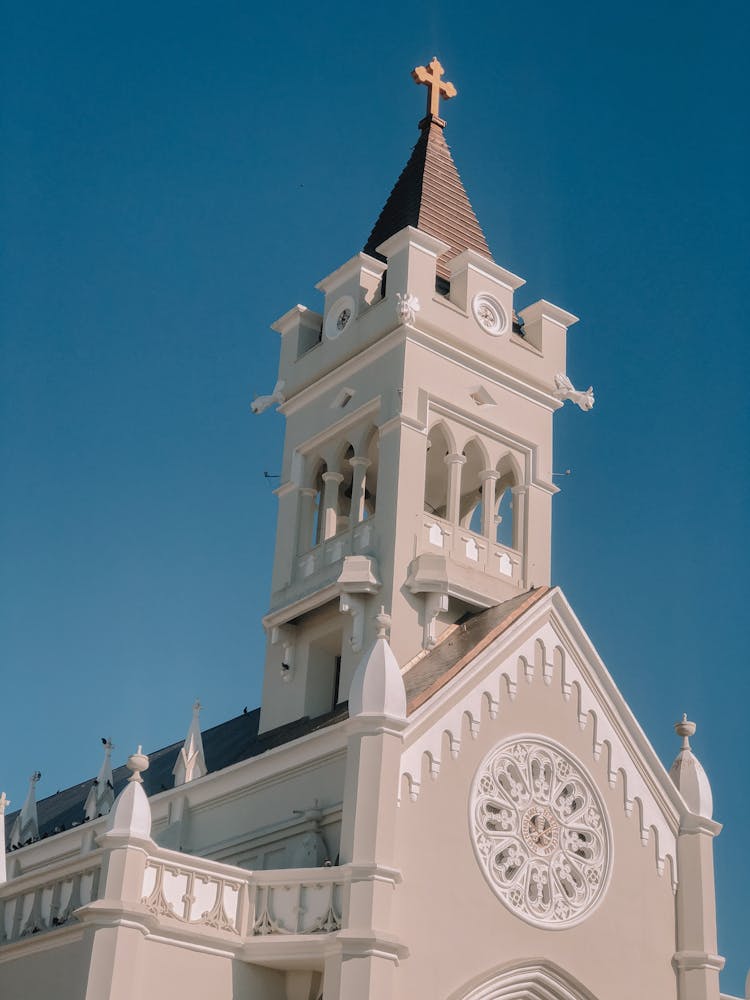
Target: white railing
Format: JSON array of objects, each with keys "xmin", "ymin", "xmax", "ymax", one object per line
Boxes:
[
  {"xmin": 295, "ymin": 519, "xmax": 374, "ymax": 582},
  {"xmin": 0, "ymin": 846, "xmax": 349, "ymax": 947},
  {"xmin": 420, "ymin": 512, "xmax": 521, "ymax": 584},
  {"xmin": 140, "ymin": 848, "xmax": 347, "ymax": 939},
  {"xmin": 250, "ymin": 868, "xmax": 344, "ymax": 936},
  {"xmin": 141, "ymin": 853, "xmax": 247, "ymax": 935},
  {"xmin": 0, "ymin": 852, "xmax": 102, "ymax": 944}
]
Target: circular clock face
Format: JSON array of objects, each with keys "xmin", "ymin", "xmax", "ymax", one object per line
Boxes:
[
  {"xmin": 469, "ymin": 736, "xmax": 612, "ymax": 928},
  {"xmin": 472, "ymin": 293, "xmax": 508, "ymax": 336},
  {"xmin": 324, "ymin": 295, "xmax": 356, "ymax": 340}
]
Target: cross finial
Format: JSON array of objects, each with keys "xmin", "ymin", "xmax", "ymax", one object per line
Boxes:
[
  {"xmin": 0, "ymin": 792, "xmax": 9, "ymax": 815},
  {"xmin": 193, "ymin": 699, "xmax": 202, "ymax": 715},
  {"xmin": 412, "ymin": 57, "xmax": 457, "ymax": 126}
]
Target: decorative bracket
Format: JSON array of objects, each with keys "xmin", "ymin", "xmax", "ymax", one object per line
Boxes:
[
  {"xmin": 340, "ymin": 593, "xmax": 366, "ymax": 653},
  {"xmin": 424, "ymin": 592, "xmax": 449, "ymax": 649},
  {"xmin": 271, "ymin": 623, "xmax": 297, "ymax": 682}
]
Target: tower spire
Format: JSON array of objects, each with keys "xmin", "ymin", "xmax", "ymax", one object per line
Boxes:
[{"xmin": 364, "ymin": 58, "xmax": 491, "ymax": 282}]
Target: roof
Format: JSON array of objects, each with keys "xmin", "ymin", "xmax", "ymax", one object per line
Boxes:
[
  {"xmin": 364, "ymin": 118, "xmax": 493, "ymax": 281},
  {"xmin": 404, "ymin": 588, "xmax": 550, "ymax": 713},
  {"xmin": 5, "ymin": 590, "xmax": 549, "ymax": 850},
  {"xmin": 4, "ymin": 704, "xmax": 347, "ymax": 850}
]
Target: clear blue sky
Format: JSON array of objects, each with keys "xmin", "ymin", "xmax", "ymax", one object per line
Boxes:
[{"xmin": 1, "ymin": 0, "xmax": 748, "ymax": 990}]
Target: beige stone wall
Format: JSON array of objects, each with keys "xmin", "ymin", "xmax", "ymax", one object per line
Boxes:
[
  {"xmin": 392, "ymin": 667, "xmax": 678, "ymax": 1000},
  {"xmin": 0, "ymin": 934, "xmax": 91, "ymax": 1000}
]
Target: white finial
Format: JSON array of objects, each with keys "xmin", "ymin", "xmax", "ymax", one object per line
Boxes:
[
  {"xmin": 173, "ymin": 700, "xmax": 207, "ymax": 786},
  {"xmin": 675, "ymin": 713, "xmax": 696, "ymax": 750},
  {"xmin": 349, "ymin": 609, "xmax": 406, "ymax": 721},
  {"xmin": 127, "ymin": 746, "xmax": 149, "ymax": 784},
  {"xmin": 9, "ymin": 772, "xmax": 41, "ymax": 848},
  {"xmin": 669, "ymin": 714, "xmax": 713, "ymax": 818},
  {"xmin": 84, "ymin": 737, "xmax": 116, "ymax": 821},
  {"xmin": 0, "ymin": 792, "xmax": 8, "ymax": 885},
  {"xmin": 104, "ymin": 745, "xmax": 152, "ymax": 841}
]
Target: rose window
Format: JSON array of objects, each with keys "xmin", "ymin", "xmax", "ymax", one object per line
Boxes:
[{"xmin": 469, "ymin": 736, "xmax": 611, "ymax": 927}]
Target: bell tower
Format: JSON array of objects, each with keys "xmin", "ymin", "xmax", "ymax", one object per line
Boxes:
[{"xmin": 257, "ymin": 60, "xmax": 587, "ymax": 732}]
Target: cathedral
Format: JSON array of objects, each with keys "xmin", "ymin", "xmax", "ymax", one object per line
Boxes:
[{"xmin": 0, "ymin": 59, "xmax": 742, "ymax": 1000}]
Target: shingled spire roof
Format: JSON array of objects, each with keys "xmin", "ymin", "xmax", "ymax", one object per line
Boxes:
[{"xmin": 364, "ymin": 109, "xmax": 493, "ymax": 281}]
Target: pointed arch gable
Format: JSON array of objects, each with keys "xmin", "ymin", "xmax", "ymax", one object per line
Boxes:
[{"xmin": 450, "ymin": 959, "xmax": 599, "ymax": 1000}]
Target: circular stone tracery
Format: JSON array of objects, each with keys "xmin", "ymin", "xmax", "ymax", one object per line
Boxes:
[
  {"xmin": 471, "ymin": 293, "xmax": 507, "ymax": 336},
  {"xmin": 469, "ymin": 736, "xmax": 612, "ymax": 928}
]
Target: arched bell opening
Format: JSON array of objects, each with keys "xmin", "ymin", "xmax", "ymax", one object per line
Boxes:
[
  {"xmin": 495, "ymin": 452, "xmax": 523, "ymax": 550},
  {"xmin": 424, "ymin": 423, "xmax": 453, "ymax": 519},
  {"xmin": 459, "ymin": 438, "xmax": 488, "ymax": 531}
]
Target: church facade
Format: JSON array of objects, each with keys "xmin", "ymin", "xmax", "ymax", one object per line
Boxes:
[{"xmin": 0, "ymin": 60, "xmax": 740, "ymax": 1000}]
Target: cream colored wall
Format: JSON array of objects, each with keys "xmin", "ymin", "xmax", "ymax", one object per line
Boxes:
[
  {"xmin": 182, "ymin": 752, "xmax": 346, "ymax": 867},
  {"xmin": 392, "ymin": 669, "xmax": 678, "ymax": 1000},
  {"xmin": 0, "ymin": 936, "xmax": 90, "ymax": 1000},
  {"xmin": 136, "ymin": 938, "xmax": 285, "ymax": 999}
]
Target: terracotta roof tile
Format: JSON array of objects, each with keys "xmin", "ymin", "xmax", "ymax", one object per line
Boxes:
[
  {"xmin": 404, "ymin": 587, "xmax": 550, "ymax": 714},
  {"xmin": 364, "ymin": 120, "xmax": 492, "ymax": 281}
]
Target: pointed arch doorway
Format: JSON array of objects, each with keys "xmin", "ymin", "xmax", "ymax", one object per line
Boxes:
[{"xmin": 451, "ymin": 960, "xmax": 599, "ymax": 1000}]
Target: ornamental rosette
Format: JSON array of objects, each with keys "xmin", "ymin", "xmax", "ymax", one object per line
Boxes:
[{"xmin": 469, "ymin": 736, "xmax": 612, "ymax": 927}]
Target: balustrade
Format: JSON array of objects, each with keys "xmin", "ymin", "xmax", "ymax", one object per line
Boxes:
[
  {"xmin": 0, "ymin": 854, "xmax": 102, "ymax": 945},
  {"xmin": 421, "ymin": 511, "xmax": 521, "ymax": 584}
]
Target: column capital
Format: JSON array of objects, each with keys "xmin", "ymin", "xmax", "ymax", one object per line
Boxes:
[
  {"xmin": 349, "ymin": 455, "xmax": 371, "ymax": 469},
  {"xmin": 479, "ymin": 469, "xmax": 500, "ymax": 483},
  {"xmin": 299, "ymin": 486, "xmax": 318, "ymax": 498},
  {"xmin": 444, "ymin": 452, "xmax": 466, "ymax": 467},
  {"xmin": 322, "ymin": 471, "xmax": 345, "ymax": 484}
]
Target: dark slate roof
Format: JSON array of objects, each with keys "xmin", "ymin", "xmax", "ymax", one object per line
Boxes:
[
  {"xmin": 364, "ymin": 118, "xmax": 493, "ymax": 281},
  {"xmin": 4, "ymin": 704, "xmax": 348, "ymax": 850},
  {"xmin": 404, "ymin": 587, "xmax": 550, "ymax": 713},
  {"xmin": 5, "ymin": 591, "xmax": 549, "ymax": 851}
]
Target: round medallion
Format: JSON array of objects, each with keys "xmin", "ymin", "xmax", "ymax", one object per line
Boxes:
[
  {"xmin": 469, "ymin": 736, "xmax": 612, "ymax": 928},
  {"xmin": 324, "ymin": 295, "xmax": 356, "ymax": 340},
  {"xmin": 472, "ymin": 293, "xmax": 507, "ymax": 336}
]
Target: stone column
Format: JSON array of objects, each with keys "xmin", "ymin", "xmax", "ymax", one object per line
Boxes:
[
  {"xmin": 479, "ymin": 469, "xmax": 500, "ymax": 539},
  {"xmin": 348, "ymin": 456, "xmax": 370, "ymax": 525},
  {"xmin": 327, "ymin": 613, "xmax": 408, "ymax": 999},
  {"xmin": 321, "ymin": 472, "xmax": 344, "ymax": 541},
  {"xmin": 444, "ymin": 453, "xmax": 466, "ymax": 524},
  {"xmin": 670, "ymin": 718, "xmax": 724, "ymax": 1000},
  {"xmin": 297, "ymin": 487, "xmax": 318, "ymax": 553},
  {"xmin": 77, "ymin": 749, "xmax": 153, "ymax": 1000}
]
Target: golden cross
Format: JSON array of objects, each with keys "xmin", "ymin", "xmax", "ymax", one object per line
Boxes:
[{"xmin": 412, "ymin": 57, "xmax": 457, "ymax": 121}]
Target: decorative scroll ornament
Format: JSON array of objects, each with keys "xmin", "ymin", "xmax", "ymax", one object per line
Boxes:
[
  {"xmin": 396, "ymin": 292, "xmax": 420, "ymax": 325},
  {"xmin": 469, "ymin": 736, "xmax": 612, "ymax": 928}
]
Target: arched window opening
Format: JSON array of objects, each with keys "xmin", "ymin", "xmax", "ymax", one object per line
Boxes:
[
  {"xmin": 362, "ymin": 430, "xmax": 379, "ymax": 519},
  {"xmin": 311, "ymin": 461, "xmax": 326, "ymax": 548},
  {"xmin": 495, "ymin": 487, "xmax": 514, "ymax": 548},
  {"xmin": 424, "ymin": 424, "xmax": 451, "ymax": 519},
  {"xmin": 459, "ymin": 439, "xmax": 486, "ymax": 529},
  {"xmin": 337, "ymin": 444, "xmax": 355, "ymax": 533},
  {"xmin": 495, "ymin": 453, "xmax": 522, "ymax": 551}
]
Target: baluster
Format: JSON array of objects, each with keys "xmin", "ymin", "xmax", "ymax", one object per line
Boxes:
[
  {"xmin": 49, "ymin": 879, "xmax": 64, "ymax": 926},
  {"xmin": 183, "ymin": 870, "xmax": 195, "ymax": 921}
]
